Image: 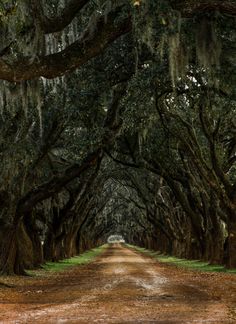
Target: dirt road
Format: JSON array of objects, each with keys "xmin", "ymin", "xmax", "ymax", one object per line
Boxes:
[{"xmin": 0, "ymin": 244, "xmax": 235, "ymax": 323}]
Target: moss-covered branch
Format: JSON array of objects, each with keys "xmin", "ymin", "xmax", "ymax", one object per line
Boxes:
[
  {"xmin": 0, "ymin": 5, "xmax": 131, "ymax": 82},
  {"xmin": 38, "ymin": 0, "xmax": 90, "ymax": 34},
  {"xmin": 171, "ymin": 0, "xmax": 236, "ymax": 17}
]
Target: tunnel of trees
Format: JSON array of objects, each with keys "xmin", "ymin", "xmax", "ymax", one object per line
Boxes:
[{"xmin": 0, "ymin": 0, "xmax": 235, "ymax": 275}]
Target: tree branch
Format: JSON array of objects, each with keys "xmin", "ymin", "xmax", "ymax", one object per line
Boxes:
[
  {"xmin": 16, "ymin": 83, "xmax": 127, "ymax": 218},
  {"xmin": 0, "ymin": 6, "xmax": 131, "ymax": 82},
  {"xmin": 39, "ymin": 0, "xmax": 90, "ymax": 34},
  {"xmin": 17, "ymin": 148, "xmax": 103, "ymax": 217},
  {"xmin": 171, "ymin": 1, "xmax": 236, "ymax": 17},
  {"xmin": 105, "ymin": 149, "xmax": 140, "ymax": 169}
]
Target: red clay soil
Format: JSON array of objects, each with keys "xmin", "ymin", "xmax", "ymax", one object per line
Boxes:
[{"xmin": 0, "ymin": 244, "xmax": 235, "ymax": 323}]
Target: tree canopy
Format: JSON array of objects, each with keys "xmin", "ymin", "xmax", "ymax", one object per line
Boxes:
[{"xmin": 0, "ymin": 0, "xmax": 236, "ymax": 274}]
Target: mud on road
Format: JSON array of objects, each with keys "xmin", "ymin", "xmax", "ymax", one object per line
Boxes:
[{"xmin": 0, "ymin": 244, "xmax": 235, "ymax": 323}]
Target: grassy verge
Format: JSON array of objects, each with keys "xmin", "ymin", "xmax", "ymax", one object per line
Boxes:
[
  {"xmin": 27, "ymin": 245, "xmax": 107, "ymax": 276},
  {"xmin": 127, "ymin": 244, "xmax": 236, "ymax": 274}
]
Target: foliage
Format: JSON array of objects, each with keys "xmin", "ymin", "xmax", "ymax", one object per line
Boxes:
[{"xmin": 0, "ymin": 0, "xmax": 236, "ymax": 274}]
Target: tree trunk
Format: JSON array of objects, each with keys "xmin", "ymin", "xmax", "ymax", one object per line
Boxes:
[
  {"xmin": 209, "ymin": 228, "xmax": 224, "ymax": 265},
  {"xmin": 0, "ymin": 228, "xmax": 18, "ymax": 275},
  {"xmin": 24, "ymin": 217, "xmax": 43, "ymax": 267},
  {"xmin": 0, "ymin": 223, "xmax": 34, "ymax": 275},
  {"xmin": 44, "ymin": 232, "xmax": 56, "ymax": 261},
  {"xmin": 64, "ymin": 229, "xmax": 78, "ymax": 258},
  {"xmin": 226, "ymin": 221, "xmax": 236, "ymax": 268}
]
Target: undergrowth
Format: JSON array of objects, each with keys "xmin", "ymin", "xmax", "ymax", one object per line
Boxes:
[{"xmin": 127, "ymin": 245, "xmax": 236, "ymax": 274}]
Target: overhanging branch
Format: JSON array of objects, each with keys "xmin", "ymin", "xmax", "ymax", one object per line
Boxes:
[
  {"xmin": 0, "ymin": 5, "xmax": 131, "ymax": 82},
  {"xmin": 170, "ymin": 1, "xmax": 236, "ymax": 17},
  {"xmin": 16, "ymin": 83, "xmax": 127, "ymax": 217},
  {"xmin": 40, "ymin": 0, "xmax": 90, "ymax": 34}
]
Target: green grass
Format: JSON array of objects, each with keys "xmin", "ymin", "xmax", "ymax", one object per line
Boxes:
[
  {"xmin": 127, "ymin": 244, "xmax": 236, "ymax": 274},
  {"xmin": 27, "ymin": 245, "xmax": 107, "ymax": 276}
]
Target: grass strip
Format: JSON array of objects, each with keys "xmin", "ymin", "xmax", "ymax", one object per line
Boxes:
[
  {"xmin": 27, "ymin": 244, "xmax": 107, "ymax": 276},
  {"xmin": 127, "ymin": 244, "xmax": 236, "ymax": 274}
]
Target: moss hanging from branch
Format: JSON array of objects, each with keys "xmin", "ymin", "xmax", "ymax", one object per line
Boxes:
[
  {"xmin": 168, "ymin": 32, "xmax": 189, "ymax": 88},
  {"xmin": 133, "ymin": 0, "xmax": 190, "ymax": 87},
  {"xmin": 196, "ymin": 16, "xmax": 221, "ymax": 69},
  {"xmin": 132, "ymin": 0, "xmax": 224, "ymax": 87},
  {"xmin": 0, "ymin": 0, "xmax": 44, "ymax": 63}
]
